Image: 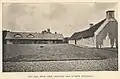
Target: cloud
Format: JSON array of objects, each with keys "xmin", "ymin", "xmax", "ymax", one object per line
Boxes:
[{"xmin": 2, "ymin": 3, "xmax": 117, "ymax": 37}]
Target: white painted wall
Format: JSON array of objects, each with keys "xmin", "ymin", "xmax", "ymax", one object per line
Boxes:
[
  {"xmin": 76, "ymin": 37, "xmax": 96, "ymax": 47},
  {"xmin": 69, "ymin": 40, "xmax": 75, "ymax": 45},
  {"xmin": 102, "ymin": 34, "xmax": 111, "ymax": 47},
  {"xmin": 69, "ymin": 37, "xmax": 96, "ymax": 47},
  {"xmin": 69, "ymin": 34, "xmax": 116, "ymax": 48},
  {"xmin": 102, "ymin": 34, "xmax": 116, "ymax": 48}
]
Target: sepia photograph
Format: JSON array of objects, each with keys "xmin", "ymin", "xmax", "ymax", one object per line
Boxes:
[{"xmin": 2, "ymin": 2, "xmax": 118, "ymax": 72}]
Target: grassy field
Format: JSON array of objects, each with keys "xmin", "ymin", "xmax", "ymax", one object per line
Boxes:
[{"xmin": 3, "ymin": 44, "xmax": 118, "ymax": 71}]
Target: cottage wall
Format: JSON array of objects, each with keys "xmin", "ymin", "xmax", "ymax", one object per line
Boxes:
[
  {"xmin": 69, "ymin": 40, "xmax": 76, "ymax": 45},
  {"xmin": 96, "ymin": 20, "xmax": 117, "ymax": 48},
  {"xmin": 76, "ymin": 37, "xmax": 96, "ymax": 47},
  {"xmin": 69, "ymin": 37, "xmax": 96, "ymax": 47}
]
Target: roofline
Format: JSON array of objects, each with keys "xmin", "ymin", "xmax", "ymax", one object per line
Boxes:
[
  {"xmin": 5, "ymin": 39, "xmax": 64, "ymax": 40},
  {"xmin": 70, "ymin": 19, "xmax": 106, "ymax": 40},
  {"xmin": 6, "ymin": 31, "xmax": 63, "ymax": 35},
  {"xmin": 106, "ymin": 10, "xmax": 115, "ymax": 13}
]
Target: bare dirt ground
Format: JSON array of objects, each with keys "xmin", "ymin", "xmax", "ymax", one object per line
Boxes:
[{"xmin": 3, "ymin": 44, "xmax": 118, "ymax": 72}]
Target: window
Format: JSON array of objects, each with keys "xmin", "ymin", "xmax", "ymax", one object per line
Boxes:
[
  {"xmin": 27, "ymin": 34, "xmax": 35, "ymax": 38},
  {"xmin": 14, "ymin": 33, "xmax": 22, "ymax": 38}
]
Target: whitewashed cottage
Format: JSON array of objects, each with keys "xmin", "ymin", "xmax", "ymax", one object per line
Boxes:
[{"xmin": 69, "ymin": 10, "xmax": 118, "ymax": 48}]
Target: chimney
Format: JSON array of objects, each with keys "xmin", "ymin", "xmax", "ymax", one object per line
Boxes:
[
  {"xmin": 106, "ymin": 10, "xmax": 115, "ymax": 19},
  {"xmin": 89, "ymin": 23, "xmax": 94, "ymax": 27},
  {"xmin": 47, "ymin": 29, "xmax": 51, "ymax": 33}
]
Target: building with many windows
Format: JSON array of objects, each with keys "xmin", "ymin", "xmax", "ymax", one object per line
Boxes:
[{"xmin": 5, "ymin": 31, "xmax": 64, "ymax": 44}]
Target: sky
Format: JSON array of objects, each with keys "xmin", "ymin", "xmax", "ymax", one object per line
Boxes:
[{"xmin": 2, "ymin": 3, "xmax": 118, "ymax": 37}]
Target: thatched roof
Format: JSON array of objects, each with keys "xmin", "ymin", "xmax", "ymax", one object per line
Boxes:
[{"xmin": 70, "ymin": 19, "xmax": 106, "ymax": 40}]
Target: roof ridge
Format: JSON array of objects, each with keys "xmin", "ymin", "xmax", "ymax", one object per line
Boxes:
[{"xmin": 70, "ymin": 18, "xmax": 106, "ymax": 40}]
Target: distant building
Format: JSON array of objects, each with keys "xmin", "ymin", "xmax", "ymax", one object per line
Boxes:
[
  {"xmin": 5, "ymin": 31, "xmax": 64, "ymax": 44},
  {"xmin": 69, "ymin": 10, "xmax": 118, "ymax": 48}
]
